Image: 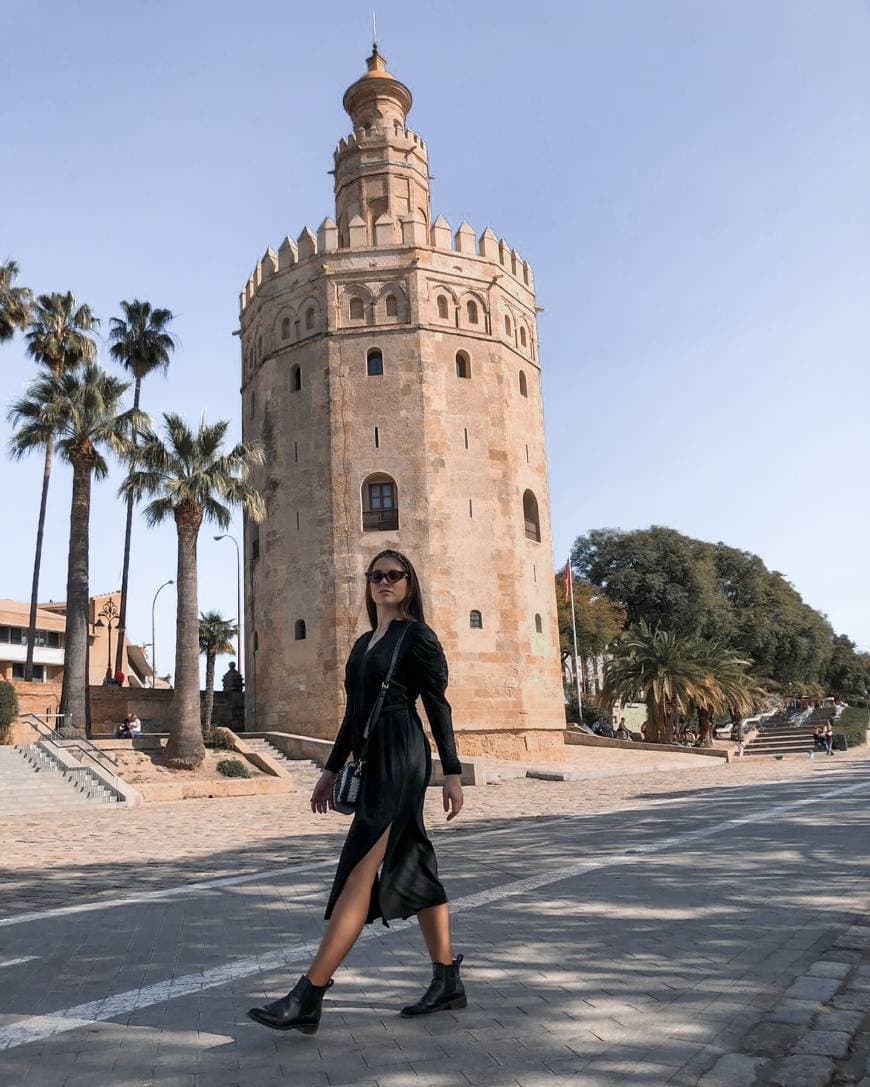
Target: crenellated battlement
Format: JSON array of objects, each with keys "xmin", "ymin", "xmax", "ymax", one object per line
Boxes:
[
  {"xmin": 333, "ymin": 124, "xmax": 427, "ymax": 161},
  {"xmin": 239, "ymin": 215, "xmax": 533, "ymax": 314}
]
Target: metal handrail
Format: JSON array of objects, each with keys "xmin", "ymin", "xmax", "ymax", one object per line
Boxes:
[
  {"xmin": 18, "ymin": 743, "xmax": 121, "ymax": 804},
  {"xmin": 18, "ymin": 714, "xmax": 124, "ymax": 802},
  {"xmin": 21, "ymin": 713, "xmax": 119, "ymax": 774}
]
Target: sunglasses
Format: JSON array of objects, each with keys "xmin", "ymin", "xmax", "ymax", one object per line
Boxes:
[{"xmin": 366, "ymin": 569, "xmax": 408, "ymax": 585}]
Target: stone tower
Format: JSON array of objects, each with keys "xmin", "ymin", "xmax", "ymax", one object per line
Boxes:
[{"xmin": 238, "ymin": 48, "xmax": 565, "ymax": 759}]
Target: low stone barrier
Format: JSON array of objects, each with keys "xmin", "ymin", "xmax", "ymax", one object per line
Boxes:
[
  {"xmin": 135, "ymin": 777, "xmax": 293, "ymax": 803},
  {"xmin": 565, "ymin": 729, "xmax": 731, "ymax": 762}
]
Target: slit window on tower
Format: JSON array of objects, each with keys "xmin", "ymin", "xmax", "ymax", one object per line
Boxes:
[
  {"xmin": 305, "ymin": 307, "xmax": 314, "ymax": 330},
  {"xmin": 281, "ymin": 317, "xmax": 290, "ymax": 340},
  {"xmin": 296, "ymin": 511, "xmax": 300, "ymax": 531},
  {"xmin": 464, "ymin": 427, "xmax": 469, "ymax": 449},
  {"xmin": 350, "ymin": 297, "xmax": 364, "ymax": 320},
  {"xmin": 525, "ymin": 443, "xmax": 529, "ymax": 462},
  {"xmin": 295, "ymin": 619, "xmax": 306, "ymax": 641},
  {"xmin": 248, "ymin": 392, "xmax": 255, "ymax": 420},
  {"xmin": 466, "ymin": 300, "xmax": 479, "ymax": 324},
  {"xmin": 253, "ymin": 631, "xmax": 259, "ymax": 652},
  {"xmin": 437, "ymin": 295, "xmax": 449, "ymax": 319},
  {"xmin": 294, "ymin": 440, "xmax": 298, "ymax": 463},
  {"xmin": 455, "ymin": 351, "xmax": 470, "ymax": 379},
  {"xmin": 385, "ymin": 294, "xmax": 398, "ymax": 317},
  {"xmin": 468, "ymin": 498, "xmax": 473, "ymax": 518},
  {"xmin": 504, "ymin": 315, "xmax": 512, "ymax": 336},
  {"xmin": 519, "ymin": 370, "xmax": 528, "ymax": 397},
  {"xmin": 374, "ymin": 426, "xmax": 380, "ymax": 448},
  {"xmin": 535, "ymin": 613, "xmax": 543, "ymax": 634},
  {"xmin": 520, "ymin": 326, "xmax": 527, "ymax": 348},
  {"xmin": 291, "ymin": 364, "xmax": 302, "ymax": 392},
  {"xmin": 367, "ymin": 348, "xmax": 384, "ymax": 376},
  {"xmin": 470, "ymin": 610, "xmax": 483, "ymax": 629}
]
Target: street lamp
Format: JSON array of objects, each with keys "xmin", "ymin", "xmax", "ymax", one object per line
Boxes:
[
  {"xmin": 151, "ymin": 579, "xmax": 175, "ymax": 687},
  {"xmin": 214, "ymin": 534, "xmax": 242, "ymax": 671},
  {"xmin": 94, "ymin": 598, "xmax": 120, "ymax": 681}
]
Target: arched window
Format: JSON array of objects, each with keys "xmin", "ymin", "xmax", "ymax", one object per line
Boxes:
[
  {"xmin": 305, "ymin": 307, "xmax": 315, "ymax": 330},
  {"xmin": 350, "ymin": 297, "xmax": 364, "ymax": 320},
  {"xmin": 520, "ymin": 326, "xmax": 527, "ymax": 348},
  {"xmin": 362, "ymin": 474, "xmax": 398, "ymax": 532},
  {"xmin": 519, "ymin": 370, "xmax": 528, "ymax": 397},
  {"xmin": 281, "ymin": 317, "xmax": 290, "ymax": 340},
  {"xmin": 470, "ymin": 610, "xmax": 483, "ymax": 629},
  {"xmin": 455, "ymin": 351, "xmax": 470, "ymax": 379},
  {"xmin": 534, "ymin": 613, "xmax": 543, "ymax": 634},
  {"xmin": 367, "ymin": 348, "xmax": 384, "ymax": 376},
  {"xmin": 466, "ymin": 300, "xmax": 479, "ymax": 325},
  {"xmin": 257, "ymin": 334, "xmax": 263, "ymax": 359},
  {"xmin": 385, "ymin": 294, "xmax": 398, "ymax": 317},
  {"xmin": 504, "ymin": 315, "xmax": 512, "ymax": 336},
  {"xmin": 437, "ymin": 295, "xmax": 449, "ymax": 319},
  {"xmin": 523, "ymin": 490, "xmax": 541, "ymax": 542},
  {"xmin": 291, "ymin": 364, "xmax": 302, "ymax": 392},
  {"xmin": 295, "ymin": 619, "xmax": 306, "ymax": 641}
]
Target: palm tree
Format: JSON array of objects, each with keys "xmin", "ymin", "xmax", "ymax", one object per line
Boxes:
[
  {"xmin": 0, "ymin": 260, "xmax": 32, "ymax": 342},
  {"xmin": 16, "ymin": 293, "xmax": 99, "ymax": 682},
  {"xmin": 108, "ymin": 301, "xmax": 177, "ymax": 679},
  {"xmin": 691, "ymin": 641, "xmax": 765, "ymax": 746},
  {"xmin": 123, "ymin": 414, "xmax": 264, "ymax": 768},
  {"xmin": 8, "ymin": 364, "xmax": 142, "ymax": 734},
  {"xmin": 199, "ymin": 611, "xmax": 238, "ymax": 734},
  {"xmin": 603, "ymin": 622, "xmax": 715, "ymax": 744}
]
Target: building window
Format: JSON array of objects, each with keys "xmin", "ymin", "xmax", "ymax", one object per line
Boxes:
[
  {"xmin": 362, "ymin": 474, "xmax": 398, "ymax": 532},
  {"xmin": 520, "ymin": 326, "xmax": 527, "ymax": 348},
  {"xmin": 519, "ymin": 370, "xmax": 528, "ymax": 397},
  {"xmin": 13, "ymin": 663, "xmax": 45, "ymax": 681},
  {"xmin": 504, "ymin": 315, "xmax": 512, "ymax": 336},
  {"xmin": 296, "ymin": 511, "xmax": 300, "ymax": 530},
  {"xmin": 525, "ymin": 443, "xmax": 529, "ymax": 463},
  {"xmin": 248, "ymin": 392, "xmax": 255, "ymax": 420},
  {"xmin": 466, "ymin": 300, "xmax": 479, "ymax": 325},
  {"xmin": 468, "ymin": 498, "xmax": 473, "ymax": 518},
  {"xmin": 437, "ymin": 295, "xmax": 449, "ymax": 319},
  {"xmin": 535, "ymin": 613, "xmax": 543, "ymax": 634},
  {"xmin": 469, "ymin": 610, "xmax": 483, "ymax": 629},
  {"xmin": 464, "ymin": 427, "xmax": 469, "ymax": 449},
  {"xmin": 350, "ymin": 297, "xmax": 364, "ymax": 320},
  {"xmin": 295, "ymin": 619, "xmax": 306, "ymax": 641},
  {"xmin": 523, "ymin": 490, "xmax": 541, "ymax": 542},
  {"xmin": 257, "ymin": 334, "xmax": 263, "ymax": 359},
  {"xmin": 367, "ymin": 348, "xmax": 384, "ymax": 376},
  {"xmin": 291, "ymin": 364, "xmax": 302, "ymax": 392},
  {"xmin": 385, "ymin": 294, "xmax": 398, "ymax": 317},
  {"xmin": 294, "ymin": 319, "xmax": 300, "ymax": 339},
  {"xmin": 455, "ymin": 351, "xmax": 470, "ymax": 379},
  {"xmin": 281, "ymin": 317, "xmax": 290, "ymax": 340},
  {"xmin": 294, "ymin": 440, "xmax": 298, "ymax": 463},
  {"xmin": 253, "ymin": 631, "xmax": 259, "ymax": 652},
  {"xmin": 374, "ymin": 426, "xmax": 380, "ymax": 448},
  {"xmin": 305, "ymin": 306, "xmax": 315, "ymax": 330}
]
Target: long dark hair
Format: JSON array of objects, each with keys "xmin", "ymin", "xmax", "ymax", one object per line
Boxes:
[{"xmin": 364, "ymin": 549, "xmax": 426, "ymax": 628}]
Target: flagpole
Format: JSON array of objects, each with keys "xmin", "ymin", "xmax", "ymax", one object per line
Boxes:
[{"xmin": 567, "ymin": 561, "xmax": 583, "ymax": 723}]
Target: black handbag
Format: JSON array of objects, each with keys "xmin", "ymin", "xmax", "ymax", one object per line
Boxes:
[{"xmin": 332, "ymin": 624, "xmax": 410, "ymax": 815}]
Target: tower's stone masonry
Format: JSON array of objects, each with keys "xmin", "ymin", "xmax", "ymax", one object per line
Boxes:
[{"xmin": 239, "ymin": 49, "xmax": 565, "ymax": 759}]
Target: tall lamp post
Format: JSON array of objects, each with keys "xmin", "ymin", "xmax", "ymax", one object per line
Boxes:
[
  {"xmin": 214, "ymin": 534, "xmax": 242, "ymax": 671},
  {"xmin": 151, "ymin": 579, "xmax": 175, "ymax": 688},
  {"xmin": 94, "ymin": 598, "xmax": 120, "ymax": 681}
]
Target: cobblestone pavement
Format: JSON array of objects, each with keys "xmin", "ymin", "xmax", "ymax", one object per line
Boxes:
[{"xmin": 0, "ymin": 754, "xmax": 868, "ymax": 1086}]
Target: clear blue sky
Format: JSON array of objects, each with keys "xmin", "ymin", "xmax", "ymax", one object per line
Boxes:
[{"xmin": 3, "ymin": 0, "xmax": 869, "ymax": 682}]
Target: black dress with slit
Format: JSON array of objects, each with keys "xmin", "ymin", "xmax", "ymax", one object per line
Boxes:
[{"xmin": 323, "ymin": 619, "xmax": 463, "ymax": 926}]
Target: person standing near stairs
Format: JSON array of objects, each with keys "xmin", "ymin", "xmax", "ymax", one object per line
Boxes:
[
  {"xmin": 248, "ymin": 548, "xmax": 466, "ymax": 1036},
  {"xmin": 823, "ymin": 722, "xmax": 834, "ymax": 755}
]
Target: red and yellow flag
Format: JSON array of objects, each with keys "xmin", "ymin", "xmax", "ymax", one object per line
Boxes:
[{"xmin": 563, "ymin": 559, "xmax": 572, "ymax": 604}]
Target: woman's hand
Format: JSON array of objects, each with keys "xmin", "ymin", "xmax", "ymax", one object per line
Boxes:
[
  {"xmin": 311, "ymin": 770, "xmax": 337, "ymax": 814},
  {"xmin": 443, "ymin": 774, "xmax": 464, "ymax": 821}
]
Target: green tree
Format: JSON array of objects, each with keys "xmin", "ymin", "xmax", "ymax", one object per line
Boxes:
[
  {"xmin": 691, "ymin": 641, "xmax": 769, "ymax": 746},
  {"xmin": 8, "ymin": 364, "xmax": 141, "ymax": 734},
  {"xmin": 825, "ymin": 635, "xmax": 870, "ymax": 703},
  {"xmin": 15, "ymin": 292, "xmax": 98, "ymax": 682},
  {"xmin": 0, "ymin": 680, "xmax": 19, "ymax": 743},
  {"xmin": 199, "ymin": 610, "xmax": 238, "ymax": 733},
  {"xmin": 108, "ymin": 300, "xmax": 177, "ymax": 679},
  {"xmin": 123, "ymin": 415, "xmax": 264, "ymax": 768},
  {"xmin": 0, "ymin": 259, "xmax": 32, "ymax": 342}
]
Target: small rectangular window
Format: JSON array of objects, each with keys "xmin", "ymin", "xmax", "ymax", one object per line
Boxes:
[
  {"xmin": 374, "ymin": 426, "xmax": 380, "ymax": 448},
  {"xmin": 464, "ymin": 427, "xmax": 469, "ymax": 450},
  {"xmin": 253, "ymin": 631, "xmax": 259, "ymax": 652},
  {"xmin": 469, "ymin": 498, "xmax": 473, "ymax": 518},
  {"xmin": 296, "ymin": 511, "xmax": 300, "ymax": 531},
  {"xmin": 294, "ymin": 441, "xmax": 298, "ymax": 463},
  {"xmin": 252, "ymin": 538, "xmax": 260, "ymax": 561},
  {"xmin": 526, "ymin": 444, "xmax": 529, "ymax": 463},
  {"xmin": 249, "ymin": 392, "xmax": 255, "ymax": 420}
]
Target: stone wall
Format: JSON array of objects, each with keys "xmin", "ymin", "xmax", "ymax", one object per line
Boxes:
[{"xmin": 86, "ymin": 687, "xmax": 244, "ymax": 736}]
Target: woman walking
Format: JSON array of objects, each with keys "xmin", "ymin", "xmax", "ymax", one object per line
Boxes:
[{"xmin": 248, "ymin": 549, "xmax": 466, "ymax": 1035}]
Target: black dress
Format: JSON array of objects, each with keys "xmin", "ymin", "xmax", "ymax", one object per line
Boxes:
[{"xmin": 323, "ymin": 618, "xmax": 463, "ymax": 926}]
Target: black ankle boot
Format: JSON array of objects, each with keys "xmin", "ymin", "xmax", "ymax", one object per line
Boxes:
[
  {"xmin": 400, "ymin": 954, "xmax": 466, "ymax": 1017},
  {"xmin": 247, "ymin": 974, "xmax": 334, "ymax": 1033}
]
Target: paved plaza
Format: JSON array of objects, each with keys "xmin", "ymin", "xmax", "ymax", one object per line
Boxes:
[{"xmin": 0, "ymin": 755, "xmax": 869, "ymax": 1086}]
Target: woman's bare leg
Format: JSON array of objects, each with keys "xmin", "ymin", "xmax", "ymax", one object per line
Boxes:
[
  {"xmin": 306, "ymin": 825, "xmax": 391, "ymax": 986},
  {"xmin": 416, "ymin": 903, "xmax": 453, "ymax": 964}
]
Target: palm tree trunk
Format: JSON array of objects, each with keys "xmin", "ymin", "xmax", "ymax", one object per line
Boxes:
[
  {"xmin": 697, "ymin": 706, "xmax": 714, "ymax": 747},
  {"xmin": 646, "ymin": 694, "xmax": 665, "ymax": 743},
  {"xmin": 59, "ymin": 458, "xmax": 91, "ymax": 737},
  {"xmin": 24, "ymin": 437, "xmax": 53, "ymax": 681},
  {"xmin": 202, "ymin": 652, "xmax": 216, "ymax": 734},
  {"xmin": 113, "ymin": 378, "xmax": 141, "ymax": 678},
  {"xmin": 166, "ymin": 513, "xmax": 205, "ymax": 769}
]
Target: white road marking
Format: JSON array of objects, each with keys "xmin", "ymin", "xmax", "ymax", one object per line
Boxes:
[
  {"xmin": 0, "ymin": 957, "xmax": 37, "ymax": 969},
  {"xmin": 0, "ymin": 775, "xmax": 867, "ymax": 1053},
  {"xmin": 0, "ymin": 768, "xmax": 863, "ymax": 929}
]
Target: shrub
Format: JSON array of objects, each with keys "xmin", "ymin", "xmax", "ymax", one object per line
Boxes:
[
  {"xmin": 217, "ymin": 758, "xmax": 251, "ymax": 778},
  {"xmin": 204, "ymin": 728, "xmax": 234, "ymax": 751},
  {"xmin": 0, "ymin": 681, "xmax": 19, "ymax": 743}
]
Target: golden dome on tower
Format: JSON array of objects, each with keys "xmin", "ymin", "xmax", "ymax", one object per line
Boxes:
[{"xmin": 342, "ymin": 46, "xmax": 413, "ymax": 127}]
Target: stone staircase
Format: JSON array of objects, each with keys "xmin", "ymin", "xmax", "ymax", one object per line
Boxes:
[
  {"xmin": 0, "ymin": 745, "xmax": 119, "ymax": 815},
  {"xmin": 243, "ymin": 738, "xmax": 323, "ymax": 791},
  {"xmin": 745, "ymin": 709, "xmax": 831, "ymax": 758}
]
